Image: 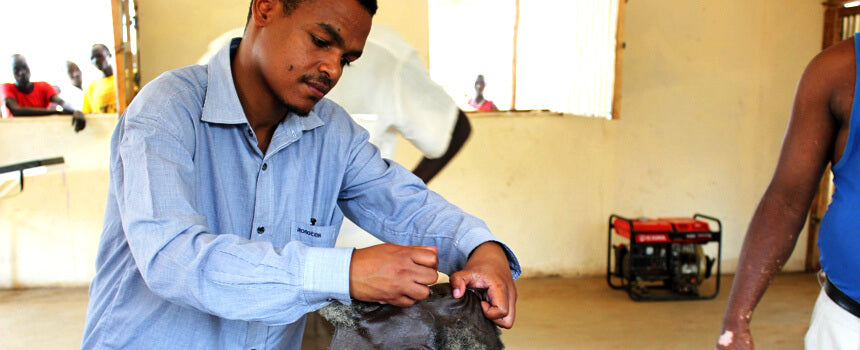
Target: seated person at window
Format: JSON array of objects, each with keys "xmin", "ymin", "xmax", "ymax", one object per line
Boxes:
[
  {"xmin": 468, "ymin": 74, "xmax": 498, "ymax": 112},
  {"xmin": 82, "ymin": 44, "xmax": 117, "ymax": 114},
  {"xmin": 2, "ymin": 54, "xmax": 86, "ymax": 132},
  {"xmin": 56, "ymin": 60, "xmax": 84, "ymax": 111}
]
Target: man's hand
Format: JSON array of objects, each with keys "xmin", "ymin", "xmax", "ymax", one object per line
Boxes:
[
  {"xmin": 71, "ymin": 111, "xmax": 86, "ymax": 132},
  {"xmin": 349, "ymin": 244, "xmax": 439, "ymax": 307},
  {"xmin": 450, "ymin": 242, "xmax": 517, "ymax": 329}
]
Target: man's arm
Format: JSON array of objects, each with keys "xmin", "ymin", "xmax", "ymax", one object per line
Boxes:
[
  {"xmin": 338, "ymin": 117, "xmax": 520, "ymax": 323},
  {"xmin": 49, "ymin": 94, "xmax": 86, "ymax": 132},
  {"xmin": 716, "ymin": 40, "xmax": 848, "ymax": 349},
  {"xmin": 411, "ymin": 110, "xmax": 471, "ymax": 183},
  {"xmin": 4, "ymin": 98, "xmax": 60, "ymax": 116}
]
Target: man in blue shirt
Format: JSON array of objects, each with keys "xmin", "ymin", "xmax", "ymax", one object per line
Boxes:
[{"xmin": 82, "ymin": 0, "xmax": 520, "ymax": 349}]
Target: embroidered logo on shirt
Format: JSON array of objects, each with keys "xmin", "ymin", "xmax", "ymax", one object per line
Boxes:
[{"xmin": 297, "ymin": 227, "xmax": 322, "ymax": 238}]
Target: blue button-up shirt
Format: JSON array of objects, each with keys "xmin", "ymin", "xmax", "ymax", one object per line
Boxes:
[{"xmin": 82, "ymin": 39, "xmax": 520, "ymax": 349}]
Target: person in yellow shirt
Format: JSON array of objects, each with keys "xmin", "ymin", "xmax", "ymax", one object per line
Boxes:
[{"xmin": 82, "ymin": 44, "xmax": 117, "ymax": 114}]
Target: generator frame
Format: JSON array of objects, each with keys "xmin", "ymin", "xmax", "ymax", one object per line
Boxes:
[{"xmin": 606, "ymin": 213, "xmax": 722, "ymax": 301}]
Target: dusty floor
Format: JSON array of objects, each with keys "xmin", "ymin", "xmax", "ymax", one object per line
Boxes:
[{"xmin": 0, "ymin": 273, "xmax": 819, "ymax": 349}]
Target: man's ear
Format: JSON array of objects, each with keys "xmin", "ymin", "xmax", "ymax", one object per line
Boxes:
[{"xmin": 251, "ymin": 0, "xmax": 279, "ymax": 26}]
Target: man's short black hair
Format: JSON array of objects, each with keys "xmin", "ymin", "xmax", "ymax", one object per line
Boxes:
[{"xmin": 246, "ymin": 0, "xmax": 378, "ymax": 24}]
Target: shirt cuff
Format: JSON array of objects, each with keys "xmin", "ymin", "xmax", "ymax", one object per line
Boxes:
[
  {"xmin": 456, "ymin": 228, "xmax": 523, "ymax": 280},
  {"xmin": 302, "ymin": 246, "xmax": 353, "ymax": 305}
]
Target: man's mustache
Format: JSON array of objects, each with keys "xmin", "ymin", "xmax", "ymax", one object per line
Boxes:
[{"xmin": 301, "ymin": 74, "xmax": 333, "ymax": 94}]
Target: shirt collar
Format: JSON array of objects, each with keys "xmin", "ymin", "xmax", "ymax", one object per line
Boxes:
[{"xmin": 201, "ymin": 37, "xmax": 325, "ymax": 132}]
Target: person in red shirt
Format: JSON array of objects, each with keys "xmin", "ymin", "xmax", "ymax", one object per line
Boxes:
[
  {"xmin": 467, "ymin": 74, "xmax": 499, "ymax": 112},
  {"xmin": 3, "ymin": 54, "xmax": 85, "ymax": 132}
]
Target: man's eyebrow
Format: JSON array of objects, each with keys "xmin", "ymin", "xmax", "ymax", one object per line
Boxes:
[
  {"xmin": 316, "ymin": 22, "xmax": 363, "ymax": 57},
  {"xmin": 317, "ymin": 22, "xmax": 345, "ymax": 47}
]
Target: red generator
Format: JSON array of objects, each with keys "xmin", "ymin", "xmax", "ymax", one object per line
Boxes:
[{"xmin": 606, "ymin": 214, "xmax": 722, "ymax": 301}]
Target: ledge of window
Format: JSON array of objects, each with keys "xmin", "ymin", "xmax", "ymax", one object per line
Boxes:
[
  {"xmin": 0, "ymin": 113, "xmax": 119, "ymax": 123},
  {"xmin": 465, "ymin": 109, "xmax": 614, "ymax": 120}
]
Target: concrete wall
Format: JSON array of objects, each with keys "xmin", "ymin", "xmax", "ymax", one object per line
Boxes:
[
  {"xmin": 0, "ymin": 116, "xmax": 116, "ymax": 288},
  {"xmin": 0, "ymin": 0, "xmax": 823, "ymax": 287},
  {"xmin": 612, "ymin": 0, "xmax": 820, "ymax": 273}
]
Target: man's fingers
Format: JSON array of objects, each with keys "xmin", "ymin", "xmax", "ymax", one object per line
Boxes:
[
  {"xmin": 475, "ymin": 286, "xmax": 516, "ymax": 329},
  {"xmin": 403, "ymin": 282, "xmax": 432, "ymax": 301},
  {"xmin": 408, "ymin": 246, "xmax": 438, "ymax": 285},
  {"xmin": 71, "ymin": 115, "xmax": 86, "ymax": 132},
  {"xmin": 482, "ymin": 299, "xmax": 508, "ymax": 320},
  {"xmin": 483, "ymin": 293, "xmax": 516, "ymax": 328},
  {"xmin": 473, "ymin": 277, "xmax": 516, "ymax": 328},
  {"xmin": 390, "ymin": 295, "xmax": 418, "ymax": 307},
  {"xmin": 410, "ymin": 246, "xmax": 439, "ymax": 269},
  {"xmin": 483, "ymin": 282, "xmax": 509, "ymax": 317},
  {"xmin": 495, "ymin": 286, "xmax": 517, "ymax": 328},
  {"xmin": 415, "ymin": 246, "xmax": 438, "ymax": 253},
  {"xmin": 493, "ymin": 309, "xmax": 515, "ymax": 329},
  {"xmin": 413, "ymin": 266, "xmax": 439, "ymax": 285},
  {"xmin": 449, "ymin": 273, "xmax": 469, "ymax": 298},
  {"xmin": 450, "ymin": 268, "xmax": 517, "ymax": 328},
  {"xmin": 349, "ymin": 244, "xmax": 442, "ymax": 304}
]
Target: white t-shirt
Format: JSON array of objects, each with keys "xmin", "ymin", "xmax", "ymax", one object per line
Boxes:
[
  {"xmin": 326, "ymin": 24, "xmax": 458, "ymax": 159},
  {"xmin": 56, "ymin": 83, "xmax": 84, "ymax": 111},
  {"xmin": 200, "ymin": 24, "xmax": 460, "ymax": 248},
  {"xmin": 327, "ymin": 24, "xmax": 459, "ymax": 248}
]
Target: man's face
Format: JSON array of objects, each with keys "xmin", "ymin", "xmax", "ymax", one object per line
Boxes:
[
  {"xmin": 12, "ymin": 57, "xmax": 30, "ymax": 86},
  {"xmin": 475, "ymin": 76, "xmax": 485, "ymax": 94},
  {"xmin": 91, "ymin": 47, "xmax": 111, "ymax": 73},
  {"xmin": 67, "ymin": 63, "xmax": 82, "ymax": 88},
  {"xmin": 253, "ymin": 0, "xmax": 372, "ymax": 115}
]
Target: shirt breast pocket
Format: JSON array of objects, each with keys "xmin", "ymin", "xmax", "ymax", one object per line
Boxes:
[{"xmin": 290, "ymin": 221, "xmax": 337, "ymax": 248}]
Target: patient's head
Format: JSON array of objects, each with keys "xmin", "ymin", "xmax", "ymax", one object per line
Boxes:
[{"xmin": 319, "ymin": 283, "xmax": 503, "ymax": 350}]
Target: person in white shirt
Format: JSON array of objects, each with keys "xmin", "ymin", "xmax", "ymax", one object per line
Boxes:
[
  {"xmin": 55, "ymin": 61, "xmax": 84, "ymax": 111},
  {"xmin": 326, "ymin": 23, "xmax": 471, "ymax": 248}
]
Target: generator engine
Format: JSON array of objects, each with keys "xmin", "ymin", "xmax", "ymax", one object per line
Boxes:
[{"xmin": 607, "ymin": 214, "xmax": 722, "ymax": 301}]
